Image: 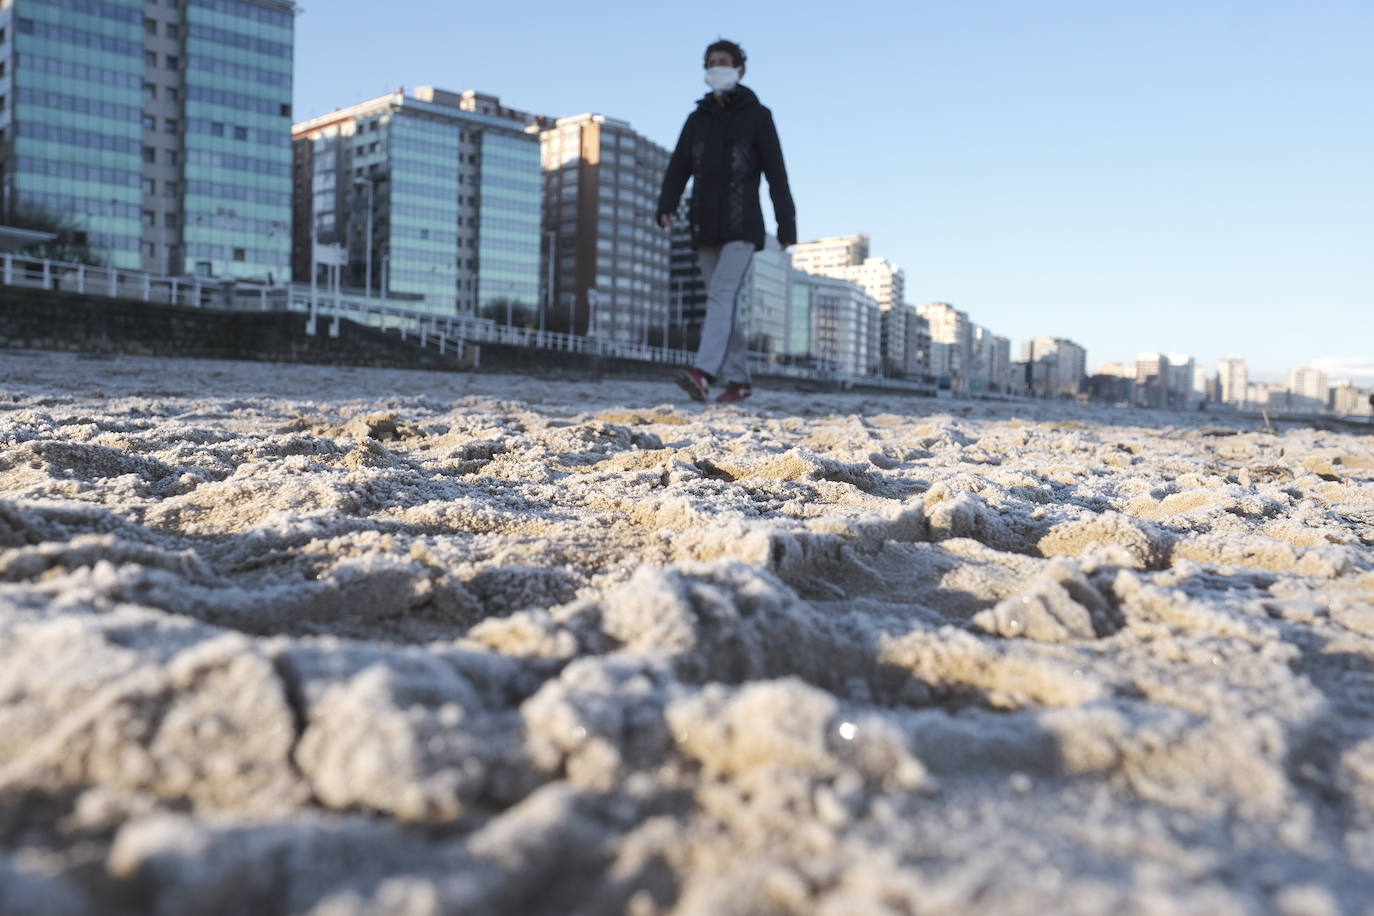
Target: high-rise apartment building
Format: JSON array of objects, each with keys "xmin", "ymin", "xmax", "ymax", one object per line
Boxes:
[
  {"xmin": 791, "ymin": 233, "xmax": 869, "ymax": 274},
  {"xmin": 919, "ymin": 302, "xmax": 973, "ymax": 390},
  {"xmin": 1165, "ymin": 352, "xmax": 1197, "ymax": 408},
  {"xmin": 1135, "ymin": 352, "xmax": 1169, "ymax": 407},
  {"xmin": 1286, "ymin": 366, "xmax": 1329, "ymax": 412},
  {"xmin": 540, "ymin": 113, "xmax": 669, "ymax": 340},
  {"xmin": 795, "ymin": 270, "xmax": 879, "ymax": 377},
  {"xmin": 971, "ymin": 326, "xmax": 1012, "ymax": 394},
  {"xmin": 0, "ymin": 0, "xmax": 297, "ymax": 279},
  {"xmin": 1217, "ymin": 357, "xmax": 1248, "ymax": 406},
  {"xmin": 293, "ymin": 87, "xmax": 543, "ymax": 318},
  {"xmin": 1331, "ymin": 381, "xmax": 1372, "ymax": 417},
  {"xmin": 792, "ymin": 233, "xmax": 916, "ymax": 375},
  {"xmin": 1021, "ymin": 336, "xmax": 1086, "ymax": 398},
  {"xmin": 665, "ymin": 199, "xmax": 709, "ymax": 349},
  {"xmin": 784, "ymin": 272, "xmax": 812, "ymax": 360},
  {"xmin": 668, "ymin": 218, "xmax": 797, "ymax": 359}
]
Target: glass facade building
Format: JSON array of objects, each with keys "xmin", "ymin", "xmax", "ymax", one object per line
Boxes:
[
  {"xmin": 292, "ymin": 88, "xmax": 543, "ymax": 319},
  {"xmin": 0, "ymin": 0, "xmax": 296, "ymax": 279},
  {"xmin": 1, "ymin": 0, "xmax": 144, "ymax": 267},
  {"xmin": 477, "ymin": 131, "xmax": 539, "ymax": 320}
]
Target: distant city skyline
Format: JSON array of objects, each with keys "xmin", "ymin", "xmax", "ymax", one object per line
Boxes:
[{"xmin": 293, "ymin": 0, "xmax": 1372, "ymax": 384}]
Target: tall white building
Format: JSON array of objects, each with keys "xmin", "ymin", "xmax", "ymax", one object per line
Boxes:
[
  {"xmin": 970, "ymin": 326, "xmax": 1012, "ymax": 394},
  {"xmin": 794, "ymin": 271, "xmax": 880, "ymax": 377},
  {"xmin": 791, "ymin": 234, "xmax": 870, "ymax": 274},
  {"xmin": 1331, "ymin": 381, "xmax": 1373, "ymax": 417},
  {"xmin": 1165, "ymin": 353, "xmax": 1197, "ymax": 407},
  {"xmin": 1217, "ymin": 358, "xmax": 1248, "ymax": 406},
  {"xmin": 1286, "ymin": 366, "xmax": 1329, "ymax": 412},
  {"xmin": 1022, "ymin": 336, "xmax": 1087, "ymax": 398},
  {"xmin": 1135, "ymin": 352, "xmax": 1168, "ymax": 407},
  {"xmin": 918, "ymin": 302, "xmax": 973, "ymax": 391},
  {"xmin": 792, "ymin": 233, "xmax": 920, "ymax": 376}
]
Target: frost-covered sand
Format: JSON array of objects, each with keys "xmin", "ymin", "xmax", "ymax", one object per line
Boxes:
[{"xmin": 2, "ymin": 350, "xmax": 1374, "ymax": 915}]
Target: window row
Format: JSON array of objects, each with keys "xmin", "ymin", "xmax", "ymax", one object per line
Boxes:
[
  {"xmin": 186, "ymin": 147, "xmax": 289, "ymax": 178},
  {"xmin": 185, "ymin": 180, "xmax": 289, "ymax": 207},
  {"xmin": 41, "ymin": 0, "xmax": 142, "ymax": 26},
  {"xmin": 21, "ymin": 121, "xmax": 140, "ymax": 155},
  {"xmin": 16, "ymin": 53, "xmax": 142, "ymax": 90},
  {"xmin": 186, "ymin": 84, "xmax": 291, "ymax": 118},
  {"xmin": 188, "ymin": 53, "xmax": 291, "ymax": 89},
  {"xmin": 186, "ymin": 22, "xmax": 291, "ymax": 59},
  {"xmin": 17, "ymin": 86, "xmax": 140, "ymax": 123},
  {"xmin": 195, "ymin": 0, "xmax": 295, "ymax": 31},
  {"xmin": 15, "ymin": 155, "xmax": 140, "ymax": 187},
  {"xmin": 187, "ymin": 118, "xmax": 289, "ymax": 147},
  {"xmin": 14, "ymin": 18, "xmax": 140, "ymax": 57},
  {"xmin": 17, "ymin": 190, "xmax": 140, "ymax": 220}
]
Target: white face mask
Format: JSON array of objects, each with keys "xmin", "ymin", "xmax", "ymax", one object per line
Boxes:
[{"xmin": 704, "ymin": 66, "xmax": 741, "ymax": 92}]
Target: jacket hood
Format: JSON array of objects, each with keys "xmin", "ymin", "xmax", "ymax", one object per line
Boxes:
[{"xmin": 696, "ymin": 84, "xmax": 760, "ymax": 112}]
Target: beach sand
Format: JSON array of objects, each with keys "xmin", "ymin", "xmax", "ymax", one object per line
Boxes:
[{"xmin": 2, "ymin": 349, "xmax": 1373, "ymax": 914}]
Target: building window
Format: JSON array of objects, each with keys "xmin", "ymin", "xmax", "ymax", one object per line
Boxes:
[
  {"xmin": 144, "ymin": 51, "xmax": 158, "ymax": 67},
  {"xmin": 144, "ymin": 82, "xmax": 157, "ymax": 100},
  {"xmin": 142, "ymin": 210, "xmax": 155, "ymax": 226},
  {"xmin": 17, "ymin": 19, "xmax": 34, "ymax": 34},
  {"xmin": 232, "ymin": 248, "xmax": 246, "ymax": 262},
  {"xmin": 164, "ymin": 119, "xmax": 178, "ymax": 134},
  {"xmin": 167, "ymin": 88, "xmax": 178, "ymax": 102},
  {"xmin": 165, "ymin": 213, "xmax": 177, "ymax": 228},
  {"xmin": 165, "ymin": 55, "xmax": 179, "ymax": 70},
  {"xmin": 143, "ymin": 146, "xmax": 157, "ymax": 163},
  {"xmin": 233, "ymin": 126, "xmax": 248, "ymax": 141},
  {"xmin": 165, "ymin": 150, "xmax": 177, "ymax": 165},
  {"xmin": 144, "ymin": 17, "xmax": 157, "ymax": 35},
  {"xmin": 164, "ymin": 181, "xmax": 178, "ymax": 196},
  {"xmin": 280, "ymin": 103, "xmax": 291, "ymax": 117},
  {"xmin": 142, "ymin": 241, "xmax": 156, "ymax": 257},
  {"xmin": 166, "ymin": 24, "xmax": 179, "ymax": 38},
  {"xmin": 142, "ymin": 178, "xmax": 156, "ymax": 194},
  {"xmin": 210, "ymin": 122, "xmax": 225, "ymax": 137}
]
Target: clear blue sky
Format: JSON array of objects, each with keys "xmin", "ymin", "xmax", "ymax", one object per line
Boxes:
[{"xmin": 295, "ymin": 0, "xmax": 1372, "ymax": 384}]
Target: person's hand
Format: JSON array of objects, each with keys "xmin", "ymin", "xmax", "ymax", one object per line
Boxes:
[{"xmin": 659, "ymin": 213, "xmax": 674, "ymax": 229}]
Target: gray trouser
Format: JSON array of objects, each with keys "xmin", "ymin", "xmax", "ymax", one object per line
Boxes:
[{"xmin": 695, "ymin": 240, "xmax": 754, "ymax": 385}]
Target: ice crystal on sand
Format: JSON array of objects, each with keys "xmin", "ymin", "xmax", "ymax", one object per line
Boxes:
[{"xmin": 2, "ymin": 351, "xmax": 1374, "ymax": 914}]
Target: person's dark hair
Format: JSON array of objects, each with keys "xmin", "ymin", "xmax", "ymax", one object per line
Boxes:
[{"xmin": 704, "ymin": 39, "xmax": 746, "ymax": 69}]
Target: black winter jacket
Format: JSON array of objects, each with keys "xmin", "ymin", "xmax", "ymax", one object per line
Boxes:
[{"xmin": 657, "ymin": 86, "xmax": 796, "ymax": 251}]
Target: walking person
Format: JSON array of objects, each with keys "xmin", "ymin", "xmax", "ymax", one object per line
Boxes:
[{"xmin": 658, "ymin": 39, "xmax": 796, "ymax": 404}]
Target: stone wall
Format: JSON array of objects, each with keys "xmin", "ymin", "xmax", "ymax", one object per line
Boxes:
[{"xmin": 0, "ymin": 287, "xmax": 469, "ymax": 372}]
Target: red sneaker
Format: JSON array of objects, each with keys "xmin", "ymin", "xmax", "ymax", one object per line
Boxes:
[
  {"xmin": 675, "ymin": 368, "xmax": 712, "ymax": 402},
  {"xmin": 715, "ymin": 383, "xmax": 752, "ymax": 404}
]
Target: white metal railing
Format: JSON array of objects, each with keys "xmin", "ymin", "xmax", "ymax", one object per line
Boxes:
[
  {"xmin": 0, "ymin": 252, "xmax": 285, "ymax": 311},
  {"xmin": 0, "ymin": 252, "xmax": 941, "ymax": 394}
]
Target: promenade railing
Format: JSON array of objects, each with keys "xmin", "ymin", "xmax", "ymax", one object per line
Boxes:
[{"xmin": 1, "ymin": 253, "xmax": 940, "ymax": 394}]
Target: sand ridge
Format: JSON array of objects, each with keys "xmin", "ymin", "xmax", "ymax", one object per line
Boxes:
[{"xmin": 2, "ymin": 351, "xmax": 1374, "ymax": 914}]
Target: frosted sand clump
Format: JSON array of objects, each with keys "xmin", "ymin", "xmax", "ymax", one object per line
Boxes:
[{"xmin": 2, "ymin": 351, "xmax": 1374, "ymax": 913}]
